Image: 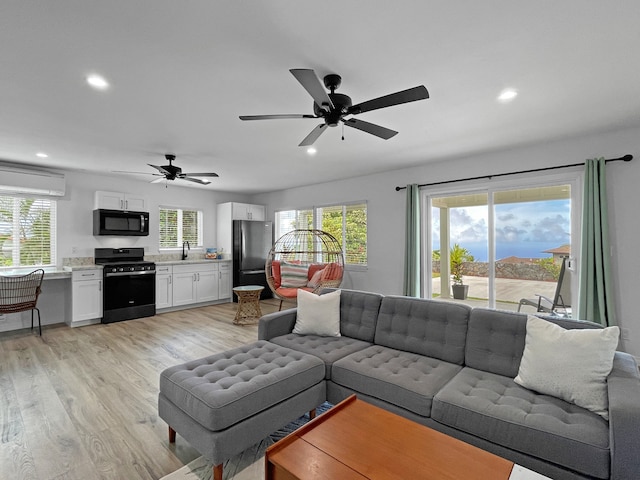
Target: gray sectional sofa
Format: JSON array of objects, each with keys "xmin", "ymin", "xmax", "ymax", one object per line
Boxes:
[{"xmin": 258, "ymin": 289, "xmax": 640, "ymax": 480}]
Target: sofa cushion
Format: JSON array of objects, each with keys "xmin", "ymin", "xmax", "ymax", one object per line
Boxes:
[
  {"xmin": 432, "ymin": 367, "xmax": 610, "ymax": 479},
  {"xmin": 158, "ymin": 341, "xmax": 325, "ymax": 431},
  {"xmin": 374, "ymin": 296, "xmax": 471, "ymax": 365},
  {"xmin": 465, "ymin": 308, "xmax": 604, "ymax": 378},
  {"xmin": 269, "ymin": 334, "xmax": 372, "ymax": 379},
  {"xmin": 327, "ymin": 289, "xmax": 384, "ymax": 342},
  {"xmin": 331, "ymin": 345, "xmax": 463, "ymax": 417}
]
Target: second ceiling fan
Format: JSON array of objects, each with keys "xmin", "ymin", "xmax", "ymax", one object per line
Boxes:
[{"xmin": 239, "ymin": 69, "xmax": 429, "ymax": 147}]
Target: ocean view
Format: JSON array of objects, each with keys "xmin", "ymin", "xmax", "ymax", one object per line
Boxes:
[{"xmin": 434, "ymin": 241, "xmax": 566, "ymax": 263}]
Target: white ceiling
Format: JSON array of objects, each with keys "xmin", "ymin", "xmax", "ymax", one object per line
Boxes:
[{"xmin": 2, "ymin": 1, "xmax": 639, "ymax": 194}]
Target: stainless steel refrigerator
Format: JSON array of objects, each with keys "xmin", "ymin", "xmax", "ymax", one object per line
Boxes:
[{"xmin": 232, "ymin": 220, "xmax": 273, "ymax": 301}]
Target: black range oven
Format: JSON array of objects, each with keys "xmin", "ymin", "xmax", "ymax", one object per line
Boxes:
[{"xmin": 94, "ymin": 248, "xmax": 156, "ymax": 324}]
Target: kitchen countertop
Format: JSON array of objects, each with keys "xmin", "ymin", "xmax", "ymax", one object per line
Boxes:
[
  {"xmin": 0, "ymin": 259, "xmax": 231, "ymax": 279},
  {"xmin": 1, "ymin": 266, "xmax": 76, "ymax": 280},
  {"xmin": 155, "ymin": 259, "xmax": 232, "ymax": 265}
]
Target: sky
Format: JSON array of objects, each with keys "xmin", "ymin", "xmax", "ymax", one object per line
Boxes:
[{"xmin": 432, "ymin": 199, "xmax": 571, "ymax": 261}]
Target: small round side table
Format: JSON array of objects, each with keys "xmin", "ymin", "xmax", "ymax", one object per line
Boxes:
[{"xmin": 232, "ymin": 285, "xmax": 265, "ymax": 325}]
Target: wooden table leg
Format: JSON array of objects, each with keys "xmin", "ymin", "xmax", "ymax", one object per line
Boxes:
[
  {"xmin": 213, "ymin": 463, "xmax": 223, "ymax": 480},
  {"xmin": 168, "ymin": 426, "xmax": 176, "ymax": 443}
]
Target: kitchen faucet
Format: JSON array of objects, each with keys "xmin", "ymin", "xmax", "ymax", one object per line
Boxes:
[{"xmin": 182, "ymin": 241, "xmax": 190, "ymax": 260}]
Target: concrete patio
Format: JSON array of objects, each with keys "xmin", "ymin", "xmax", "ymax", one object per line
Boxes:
[{"xmin": 431, "ymin": 275, "xmax": 561, "ymax": 313}]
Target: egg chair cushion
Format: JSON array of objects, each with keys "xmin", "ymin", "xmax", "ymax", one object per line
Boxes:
[{"xmin": 281, "ymin": 262, "xmax": 310, "ymax": 288}]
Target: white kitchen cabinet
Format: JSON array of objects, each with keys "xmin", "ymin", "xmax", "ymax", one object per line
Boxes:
[
  {"xmin": 94, "ymin": 191, "xmax": 147, "ymax": 211},
  {"xmin": 172, "ymin": 263, "xmax": 219, "ymax": 307},
  {"xmin": 70, "ymin": 269, "xmax": 103, "ymax": 326},
  {"xmin": 232, "ymin": 202, "xmax": 265, "ymax": 221},
  {"xmin": 216, "ymin": 202, "xmax": 267, "ymax": 255},
  {"xmin": 156, "ymin": 265, "xmax": 173, "ymax": 309},
  {"xmin": 218, "ymin": 262, "xmax": 231, "ymax": 299}
]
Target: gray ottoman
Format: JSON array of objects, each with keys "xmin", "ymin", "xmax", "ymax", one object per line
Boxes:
[{"xmin": 158, "ymin": 340, "xmax": 326, "ymax": 480}]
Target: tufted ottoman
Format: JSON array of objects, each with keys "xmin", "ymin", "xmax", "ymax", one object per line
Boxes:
[{"xmin": 158, "ymin": 340, "xmax": 326, "ymax": 480}]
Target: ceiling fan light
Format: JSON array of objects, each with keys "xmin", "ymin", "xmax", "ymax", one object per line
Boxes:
[{"xmin": 307, "ymin": 147, "xmax": 317, "ymax": 155}]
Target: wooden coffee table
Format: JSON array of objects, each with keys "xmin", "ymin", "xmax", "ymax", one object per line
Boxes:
[{"xmin": 265, "ymin": 395, "xmax": 549, "ymax": 480}]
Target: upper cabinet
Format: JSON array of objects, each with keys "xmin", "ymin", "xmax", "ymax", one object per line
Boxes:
[
  {"xmin": 217, "ymin": 202, "xmax": 267, "ymax": 255},
  {"xmin": 95, "ymin": 191, "xmax": 147, "ymax": 211},
  {"xmin": 231, "ymin": 202, "xmax": 265, "ymax": 221}
]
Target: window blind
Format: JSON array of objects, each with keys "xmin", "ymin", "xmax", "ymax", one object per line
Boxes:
[
  {"xmin": 159, "ymin": 207, "xmax": 202, "ymax": 248},
  {"xmin": 0, "ymin": 195, "xmax": 56, "ymax": 267}
]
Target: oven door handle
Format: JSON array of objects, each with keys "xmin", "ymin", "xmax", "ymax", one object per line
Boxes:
[{"xmin": 105, "ymin": 270, "xmax": 156, "ymax": 278}]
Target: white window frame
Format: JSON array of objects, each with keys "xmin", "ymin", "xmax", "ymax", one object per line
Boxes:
[
  {"xmin": 0, "ymin": 193, "xmax": 57, "ymax": 269},
  {"xmin": 422, "ymin": 169, "xmax": 582, "ymax": 305},
  {"xmin": 275, "ymin": 201, "xmax": 368, "ymax": 270},
  {"xmin": 158, "ymin": 206, "xmax": 204, "ymax": 250}
]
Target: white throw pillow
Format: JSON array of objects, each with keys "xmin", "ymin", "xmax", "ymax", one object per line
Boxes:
[
  {"xmin": 292, "ymin": 289, "xmax": 341, "ymax": 337},
  {"xmin": 514, "ymin": 316, "xmax": 619, "ymax": 419}
]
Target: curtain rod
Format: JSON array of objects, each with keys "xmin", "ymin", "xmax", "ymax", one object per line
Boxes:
[{"xmin": 394, "ymin": 154, "xmax": 633, "ymax": 191}]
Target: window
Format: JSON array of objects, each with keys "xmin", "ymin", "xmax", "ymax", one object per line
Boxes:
[
  {"xmin": 425, "ymin": 172, "xmax": 580, "ymax": 310},
  {"xmin": 0, "ymin": 195, "xmax": 56, "ymax": 268},
  {"xmin": 159, "ymin": 207, "xmax": 203, "ymax": 248},
  {"xmin": 275, "ymin": 202, "xmax": 367, "ymax": 267}
]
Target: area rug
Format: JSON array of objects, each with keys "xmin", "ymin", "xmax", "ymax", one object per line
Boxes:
[{"xmin": 161, "ymin": 403, "xmax": 332, "ymax": 480}]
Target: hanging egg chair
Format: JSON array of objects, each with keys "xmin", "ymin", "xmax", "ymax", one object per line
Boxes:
[{"xmin": 265, "ymin": 229, "xmax": 345, "ymax": 310}]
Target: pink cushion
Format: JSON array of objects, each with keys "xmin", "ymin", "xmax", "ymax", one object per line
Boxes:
[
  {"xmin": 272, "ymin": 261, "xmax": 281, "ymax": 289},
  {"xmin": 276, "ymin": 286, "xmax": 313, "ymax": 298}
]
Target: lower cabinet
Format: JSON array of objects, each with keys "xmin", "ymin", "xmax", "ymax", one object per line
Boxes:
[
  {"xmin": 70, "ymin": 269, "xmax": 103, "ymax": 326},
  {"xmin": 161, "ymin": 262, "xmax": 224, "ymax": 308},
  {"xmin": 156, "ymin": 265, "xmax": 173, "ymax": 309},
  {"xmin": 219, "ymin": 262, "xmax": 231, "ymax": 299}
]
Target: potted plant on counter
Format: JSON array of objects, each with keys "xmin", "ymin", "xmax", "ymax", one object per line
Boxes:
[{"xmin": 450, "ymin": 243, "xmax": 474, "ymax": 300}]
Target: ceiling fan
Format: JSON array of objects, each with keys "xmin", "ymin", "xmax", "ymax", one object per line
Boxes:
[
  {"xmin": 115, "ymin": 154, "xmax": 219, "ymax": 185},
  {"xmin": 239, "ymin": 69, "xmax": 429, "ymax": 146}
]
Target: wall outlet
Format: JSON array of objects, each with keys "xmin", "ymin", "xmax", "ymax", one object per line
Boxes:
[{"xmin": 621, "ymin": 328, "xmax": 631, "ymax": 341}]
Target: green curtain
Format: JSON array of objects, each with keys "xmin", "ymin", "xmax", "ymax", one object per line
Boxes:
[
  {"xmin": 577, "ymin": 158, "xmax": 616, "ymax": 325},
  {"xmin": 403, "ymin": 184, "xmax": 421, "ymax": 297}
]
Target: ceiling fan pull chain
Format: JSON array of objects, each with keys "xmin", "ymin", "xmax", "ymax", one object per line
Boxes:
[{"xmin": 342, "ymin": 123, "xmax": 345, "ymax": 141}]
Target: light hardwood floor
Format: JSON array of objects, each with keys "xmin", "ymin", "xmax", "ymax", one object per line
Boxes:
[{"xmin": 0, "ymin": 299, "xmax": 284, "ymax": 480}]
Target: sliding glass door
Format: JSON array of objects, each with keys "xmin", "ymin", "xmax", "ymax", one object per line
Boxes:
[{"xmin": 424, "ymin": 173, "xmax": 580, "ymax": 312}]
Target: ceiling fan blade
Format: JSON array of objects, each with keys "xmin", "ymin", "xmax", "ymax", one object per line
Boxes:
[
  {"xmin": 290, "ymin": 69, "xmax": 334, "ymax": 111},
  {"xmin": 343, "ymin": 118, "xmax": 398, "ymax": 140},
  {"xmin": 112, "ymin": 170, "xmax": 155, "ymax": 175},
  {"xmin": 182, "ymin": 172, "xmax": 219, "ymax": 177},
  {"xmin": 239, "ymin": 114, "xmax": 318, "ymax": 121},
  {"xmin": 299, "ymin": 124, "xmax": 328, "ymax": 147},
  {"xmin": 348, "ymin": 85, "xmax": 429, "ymax": 115},
  {"xmin": 148, "ymin": 163, "xmax": 172, "ymax": 175},
  {"xmin": 181, "ymin": 176, "xmax": 211, "ymax": 185}
]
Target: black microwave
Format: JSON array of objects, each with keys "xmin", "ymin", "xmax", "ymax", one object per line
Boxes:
[{"xmin": 93, "ymin": 209, "xmax": 149, "ymax": 236}]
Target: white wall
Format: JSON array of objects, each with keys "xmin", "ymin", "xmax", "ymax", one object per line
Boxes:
[
  {"xmin": 252, "ymin": 126, "xmax": 640, "ymax": 356},
  {"xmin": 58, "ymin": 170, "xmax": 250, "ymax": 259}
]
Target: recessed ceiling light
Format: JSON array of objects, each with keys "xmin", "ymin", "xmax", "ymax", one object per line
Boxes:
[
  {"xmin": 36, "ymin": 152, "xmax": 48, "ymax": 158},
  {"xmin": 498, "ymin": 89, "xmax": 518, "ymax": 102},
  {"xmin": 307, "ymin": 147, "xmax": 317, "ymax": 155},
  {"xmin": 86, "ymin": 74, "xmax": 110, "ymax": 90}
]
